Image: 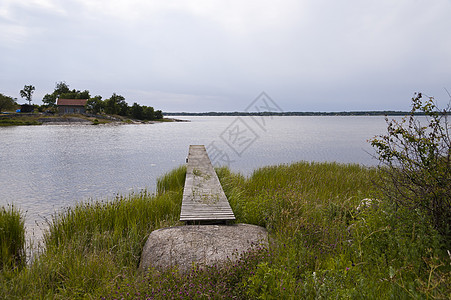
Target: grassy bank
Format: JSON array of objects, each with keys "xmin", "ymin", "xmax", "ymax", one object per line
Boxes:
[
  {"xmin": 0, "ymin": 162, "xmax": 449, "ymax": 299},
  {"xmin": 0, "ymin": 114, "xmax": 43, "ymax": 126},
  {"xmin": 0, "ymin": 113, "xmax": 177, "ymax": 126}
]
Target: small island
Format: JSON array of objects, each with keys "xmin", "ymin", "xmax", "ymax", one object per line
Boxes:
[
  {"xmin": 0, "ymin": 82, "xmax": 176, "ymax": 126},
  {"xmin": 0, "ymin": 112, "xmax": 179, "ymax": 126}
]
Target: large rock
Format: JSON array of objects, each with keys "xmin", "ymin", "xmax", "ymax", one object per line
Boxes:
[{"xmin": 139, "ymin": 224, "xmax": 268, "ymax": 272}]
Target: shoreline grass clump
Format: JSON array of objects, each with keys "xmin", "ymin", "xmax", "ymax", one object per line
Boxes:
[
  {"xmin": 0, "ymin": 205, "xmax": 25, "ymax": 271},
  {"xmin": 0, "ymin": 165, "xmax": 186, "ymax": 298}
]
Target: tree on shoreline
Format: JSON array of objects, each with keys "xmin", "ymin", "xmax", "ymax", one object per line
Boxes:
[
  {"xmin": 40, "ymin": 81, "xmax": 163, "ymax": 120},
  {"xmin": 96, "ymin": 93, "xmax": 163, "ymax": 120},
  {"xmin": 104, "ymin": 93, "xmax": 127, "ymax": 115},
  {"xmin": 85, "ymin": 96, "xmax": 104, "ymax": 114},
  {"xmin": 19, "ymin": 85, "xmax": 35, "ymax": 105},
  {"xmin": 0, "ymin": 93, "xmax": 17, "ymax": 112},
  {"xmin": 54, "ymin": 81, "xmax": 70, "ymax": 97}
]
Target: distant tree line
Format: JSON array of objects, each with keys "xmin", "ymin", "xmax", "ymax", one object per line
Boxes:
[
  {"xmin": 41, "ymin": 82, "xmax": 163, "ymax": 120},
  {"xmin": 85, "ymin": 93, "xmax": 163, "ymax": 120},
  {"xmin": 163, "ymin": 111, "xmax": 433, "ymax": 116}
]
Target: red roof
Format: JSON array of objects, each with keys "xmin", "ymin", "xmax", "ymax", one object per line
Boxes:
[{"xmin": 57, "ymin": 99, "xmax": 88, "ymax": 106}]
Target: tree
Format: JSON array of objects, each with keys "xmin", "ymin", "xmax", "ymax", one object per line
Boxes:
[
  {"xmin": 20, "ymin": 85, "xmax": 35, "ymax": 105},
  {"xmin": 60, "ymin": 89, "xmax": 91, "ymax": 99},
  {"xmin": 42, "ymin": 93, "xmax": 57, "ymax": 107},
  {"xmin": 85, "ymin": 96, "xmax": 104, "ymax": 114},
  {"xmin": 370, "ymin": 93, "xmax": 450, "ymax": 242},
  {"xmin": 142, "ymin": 106, "xmax": 155, "ymax": 120},
  {"xmin": 76, "ymin": 90, "xmax": 90, "ymax": 99},
  {"xmin": 127, "ymin": 103, "xmax": 161, "ymax": 120},
  {"xmin": 155, "ymin": 110, "xmax": 163, "ymax": 119},
  {"xmin": 130, "ymin": 102, "xmax": 143, "ymax": 119},
  {"xmin": 0, "ymin": 93, "xmax": 17, "ymax": 112},
  {"xmin": 54, "ymin": 81, "xmax": 70, "ymax": 97},
  {"xmin": 42, "ymin": 81, "xmax": 68, "ymax": 107},
  {"xmin": 104, "ymin": 93, "xmax": 128, "ymax": 116}
]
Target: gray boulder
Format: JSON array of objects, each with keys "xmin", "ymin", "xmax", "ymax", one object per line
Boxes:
[{"xmin": 139, "ymin": 223, "xmax": 268, "ymax": 273}]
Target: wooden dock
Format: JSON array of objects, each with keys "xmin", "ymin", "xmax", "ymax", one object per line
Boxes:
[{"xmin": 180, "ymin": 145, "xmax": 235, "ymax": 224}]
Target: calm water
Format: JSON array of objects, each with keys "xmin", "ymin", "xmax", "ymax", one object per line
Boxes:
[{"xmin": 0, "ymin": 116, "xmax": 390, "ymax": 239}]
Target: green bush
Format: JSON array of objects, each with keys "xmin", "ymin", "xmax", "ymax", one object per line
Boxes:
[{"xmin": 370, "ymin": 93, "xmax": 451, "ymax": 246}]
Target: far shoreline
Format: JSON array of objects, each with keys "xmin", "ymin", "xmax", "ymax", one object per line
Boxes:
[
  {"xmin": 164, "ymin": 110, "xmax": 438, "ymax": 116},
  {"xmin": 0, "ymin": 112, "xmax": 188, "ymax": 127}
]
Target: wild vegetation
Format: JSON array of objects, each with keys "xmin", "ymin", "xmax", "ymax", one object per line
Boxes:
[
  {"xmin": 0, "ymin": 94, "xmax": 449, "ymax": 298},
  {"xmin": 370, "ymin": 93, "xmax": 450, "ymax": 245},
  {"xmin": 1, "ymin": 159, "xmax": 449, "ymax": 298}
]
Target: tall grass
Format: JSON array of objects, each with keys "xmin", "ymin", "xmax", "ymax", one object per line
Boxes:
[
  {"xmin": 219, "ymin": 161, "xmax": 376, "ymax": 227},
  {"xmin": 1, "ymin": 162, "xmax": 449, "ymax": 298},
  {"xmin": 0, "ymin": 205, "xmax": 25, "ymax": 270},
  {"xmin": 218, "ymin": 162, "xmax": 450, "ymax": 298},
  {"xmin": 0, "ymin": 165, "xmax": 186, "ymax": 298}
]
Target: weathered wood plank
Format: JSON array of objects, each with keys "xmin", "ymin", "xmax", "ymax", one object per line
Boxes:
[{"xmin": 180, "ymin": 145, "xmax": 235, "ymax": 223}]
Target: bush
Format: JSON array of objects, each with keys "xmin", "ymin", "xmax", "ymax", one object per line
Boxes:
[{"xmin": 370, "ymin": 93, "xmax": 450, "ymax": 245}]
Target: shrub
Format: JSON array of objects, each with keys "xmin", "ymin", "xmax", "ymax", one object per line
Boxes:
[{"xmin": 370, "ymin": 93, "xmax": 450, "ymax": 245}]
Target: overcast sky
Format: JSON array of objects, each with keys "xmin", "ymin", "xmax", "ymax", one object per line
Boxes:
[{"xmin": 1, "ymin": 0, "xmax": 450, "ymax": 112}]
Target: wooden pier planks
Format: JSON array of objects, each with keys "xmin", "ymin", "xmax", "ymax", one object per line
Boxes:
[{"xmin": 180, "ymin": 145, "xmax": 235, "ymax": 223}]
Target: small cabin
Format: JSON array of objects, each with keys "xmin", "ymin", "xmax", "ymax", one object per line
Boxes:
[{"xmin": 57, "ymin": 99, "xmax": 88, "ymax": 114}]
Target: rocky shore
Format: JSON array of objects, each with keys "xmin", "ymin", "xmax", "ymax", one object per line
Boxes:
[{"xmin": 1, "ymin": 113, "xmax": 187, "ymax": 126}]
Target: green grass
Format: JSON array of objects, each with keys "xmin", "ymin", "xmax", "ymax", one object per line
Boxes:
[
  {"xmin": 0, "ymin": 165, "xmax": 186, "ymax": 298},
  {"xmin": 0, "ymin": 116, "xmax": 42, "ymax": 126},
  {"xmin": 218, "ymin": 162, "xmax": 450, "ymax": 299},
  {"xmin": 1, "ymin": 162, "xmax": 450, "ymax": 299},
  {"xmin": 0, "ymin": 205, "xmax": 25, "ymax": 270},
  {"xmin": 0, "ymin": 113, "xmax": 172, "ymax": 126},
  {"xmin": 156, "ymin": 117, "xmax": 178, "ymax": 122}
]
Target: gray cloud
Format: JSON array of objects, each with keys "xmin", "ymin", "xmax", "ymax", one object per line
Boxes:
[{"xmin": 1, "ymin": 0, "xmax": 450, "ymax": 112}]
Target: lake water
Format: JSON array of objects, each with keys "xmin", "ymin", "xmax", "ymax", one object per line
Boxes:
[{"xmin": 0, "ymin": 116, "xmax": 391, "ymax": 239}]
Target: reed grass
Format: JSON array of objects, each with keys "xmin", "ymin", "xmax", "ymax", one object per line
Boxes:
[
  {"xmin": 0, "ymin": 205, "xmax": 25, "ymax": 270},
  {"xmin": 1, "ymin": 162, "xmax": 449, "ymax": 299},
  {"xmin": 0, "ymin": 165, "xmax": 186, "ymax": 298}
]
